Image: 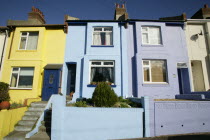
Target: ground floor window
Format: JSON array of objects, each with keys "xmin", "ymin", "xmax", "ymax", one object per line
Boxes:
[
  {"xmin": 90, "ymin": 61, "xmax": 115, "ymax": 84},
  {"xmin": 10, "ymin": 67, "xmax": 34, "ymax": 88},
  {"xmin": 143, "ymin": 60, "xmax": 167, "ymax": 83}
]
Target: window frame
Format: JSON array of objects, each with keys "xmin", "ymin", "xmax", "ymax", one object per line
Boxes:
[
  {"xmin": 9, "ymin": 67, "xmax": 34, "ymax": 89},
  {"xmin": 89, "ymin": 60, "xmax": 115, "ymax": 84},
  {"xmin": 92, "ymin": 27, "xmax": 113, "ymax": 46},
  {"xmin": 142, "ymin": 60, "xmax": 168, "ymax": 84},
  {"xmin": 18, "ymin": 31, "xmax": 39, "ymax": 50},
  {"xmin": 141, "ymin": 26, "xmax": 162, "ymax": 45}
]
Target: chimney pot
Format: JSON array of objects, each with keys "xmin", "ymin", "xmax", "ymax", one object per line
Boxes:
[
  {"xmin": 122, "ymin": 4, "xmax": 125, "ymax": 8},
  {"xmin": 204, "ymin": 4, "xmax": 208, "ymax": 8},
  {"xmin": 116, "ymin": 3, "xmax": 120, "ymax": 8}
]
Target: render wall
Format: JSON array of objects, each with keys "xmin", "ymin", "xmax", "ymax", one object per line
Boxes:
[
  {"xmin": 0, "ymin": 32, "xmax": 8, "ymax": 78},
  {"xmin": 62, "ymin": 22, "xmax": 128, "ymax": 99},
  {"xmin": 127, "ymin": 22, "xmax": 189, "ymax": 99},
  {"xmin": 51, "ymin": 95, "xmax": 144, "ymax": 140},
  {"xmin": 1, "ymin": 27, "xmax": 66, "ymax": 103},
  {"xmin": 151, "ymin": 100, "xmax": 210, "ymax": 136},
  {"xmin": 186, "ymin": 23, "xmax": 210, "ymax": 91}
]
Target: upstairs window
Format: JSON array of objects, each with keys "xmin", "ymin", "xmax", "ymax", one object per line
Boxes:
[
  {"xmin": 10, "ymin": 67, "xmax": 34, "ymax": 88},
  {"xmin": 93, "ymin": 27, "xmax": 113, "ymax": 46},
  {"xmin": 141, "ymin": 26, "xmax": 162, "ymax": 45},
  {"xmin": 143, "ymin": 60, "xmax": 167, "ymax": 83},
  {"xmin": 19, "ymin": 32, "xmax": 39, "ymax": 50},
  {"xmin": 90, "ymin": 61, "xmax": 115, "ymax": 84}
]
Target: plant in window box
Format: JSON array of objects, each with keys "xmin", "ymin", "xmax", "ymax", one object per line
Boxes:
[{"xmin": 0, "ymin": 82, "xmax": 10, "ymax": 110}]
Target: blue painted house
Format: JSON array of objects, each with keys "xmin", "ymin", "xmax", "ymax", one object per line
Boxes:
[
  {"xmin": 126, "ymin": 20, "xmax": 190, "ymax": 99},
  {"xmin": 61, "ymin": 7, "xmax": 129, "ymax": 100}
]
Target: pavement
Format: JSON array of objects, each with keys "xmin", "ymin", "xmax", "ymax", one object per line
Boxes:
[{"xmin": 117, "ymin": 132, "xmax": 210, "ymax": 140}]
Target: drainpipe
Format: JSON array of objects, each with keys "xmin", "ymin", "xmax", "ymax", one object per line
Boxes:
[
  {"xmin": 120, "ymin": 21, "xmax": 123, "ymax": 97},
  {"xmin": 0, "ymin": 30, "xmax": 8, "ymax": 70}
]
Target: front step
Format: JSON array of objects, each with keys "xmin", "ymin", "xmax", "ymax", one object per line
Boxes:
[
  {"xmin": 25, "ymin": 111, "xmax": 42, "ymax": 116},
  {"xmin": 15, "ymin": 125, "xmax": 33, "ymax": 132},
  {"xmin": 18, "ymin": 120, "xmax": 37, "ymax": 126},
  {"xmin": 28, "ymin": 107, "xmax": 45, "ymax": 112},
  {"xmin": 22, "ymin": 115, "xmax": 39, "ymax": 121}
]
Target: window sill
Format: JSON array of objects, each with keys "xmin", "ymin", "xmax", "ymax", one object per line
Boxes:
[
  {"xmin": 142, "ymin": 83, "xmax": 169, "ymax": 87},
  {"xmin": 91, "ymin": 45, "xmax": 114, "ymax": 47},
  {"xmin": 9, "ymin": 88, "xmax": 33, "ymax": 90},
  {"xmin": 87, "ymin": 84, "xmax": 116, "ymax": 88},
  {"xmin": 16, "ymin": 50, "xmax": 37, "ymax": 52},
  {"xmin": 141, "ymin": 44, "xmax": 164, "ymax": 47}
]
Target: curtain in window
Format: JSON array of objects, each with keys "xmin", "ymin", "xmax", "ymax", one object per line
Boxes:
[
  {"xmin": 149, "ymin": 27, "xmax": 161, "ymax": 45},
  {"xmin": 18, "ymin": 68, "xmax": 34, "ymax": 88},
  {"xmin": 27, "ymin": 32, "xmax": 38, "ymax": 50},
  {"xmin": 151, "ymin": 60, "xmax": 166, "ymax": 82},
  {"xmin": 143, "ymin": 67, "xmax": 150, "ymax": 82},
  {"xmin": 20, "ymin": 37, "xmax": 27, "ymax": 49},
  {"xmin": 105, "ymin": 32, "xmax": 112, "ymax": 45},
  {"xmin": 91, "ymin": 67, "xmax": 114, "ymax": 83},
  {"xmin": 10, "ymin": 74, "xmax": 18, "ymax": 87},
  {"xmin": 93, "ymin": 32, "xmax": 102, "ymax": 45}
]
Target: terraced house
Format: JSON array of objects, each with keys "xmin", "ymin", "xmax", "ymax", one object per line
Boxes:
[{"xmin": 0, "ymin": 7, "xmax": 67, "ymax": 103}]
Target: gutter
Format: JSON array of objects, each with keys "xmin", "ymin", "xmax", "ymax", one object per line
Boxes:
[{"xmin": 0, "ymin": 30, "xmax": 8, "ymax": 70}]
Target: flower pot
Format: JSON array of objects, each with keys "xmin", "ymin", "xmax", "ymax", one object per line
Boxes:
[{"xmin": 0, "ymin": 101, "xmax": 10, "ymax": 110}]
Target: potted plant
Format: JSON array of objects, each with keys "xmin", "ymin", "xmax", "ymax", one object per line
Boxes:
[{"xmin": 0, "ymin": 82, "xmax": 10, "ymax": 110}]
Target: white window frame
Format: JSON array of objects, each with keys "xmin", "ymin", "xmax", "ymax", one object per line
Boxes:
[
  {"xmin": 9, "ymin": 67, "xmax": 34, "ymax": 89},
  {"xmin": 142, "ymin": 60, "xmax": 168, "ymax": 84},
  {"xmin": 92, "ymin": 27, "xmax": 113, "ymax": 46},
  {"xmin": 141, "ymin": 26, "xmax": 162, "ymax": 45},
  {"xmin": 89, "ymin": 60, "xmax": 115, "ymax": 84},
  {"xmin": 19, "ymin": 32, "xmax": 39, "ymax": 50}
]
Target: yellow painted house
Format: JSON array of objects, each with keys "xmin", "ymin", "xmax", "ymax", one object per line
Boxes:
[{"xmin": 0, "ymin": 7, "xmax": 67, "ymax": 103}]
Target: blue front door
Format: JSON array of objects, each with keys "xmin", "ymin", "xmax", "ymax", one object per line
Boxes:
[{"xmin": 42, "ymin": 69, "xmax": 60, "ymax": 101}]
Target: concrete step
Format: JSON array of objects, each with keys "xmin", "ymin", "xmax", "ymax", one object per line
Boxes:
[
  {"xmin": 25, "ymin": 111, "xmax": 42, "ymax": 116},
  {"xmin": 22, "ymin": 115, "xmax": 39, "ymax": 121},
  {"xmin": 18, "ymin": 120, "xmax": 36, "ymax": 126},
  {"xmin": 15, "ymin": 125, "xmax": 33, "ymax": 131},
  {"xmin": 26, "ymin": 132, "xmax": 50, "ymax": 140},
  {"xmin": 30, "ymin": 101, "xmax": 47, "ymax": 108},
  {"xmin": 3, "ymin": 131, "xmax": 28, "ymax": 140},
  {"xmin": 28, "ymin": 107, "xmax": 45, "ymax": 112}
]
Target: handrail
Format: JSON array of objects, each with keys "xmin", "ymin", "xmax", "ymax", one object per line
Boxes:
[{"xmin": 25, "ymin": 95, "xmax": 55, "ymax": 138}]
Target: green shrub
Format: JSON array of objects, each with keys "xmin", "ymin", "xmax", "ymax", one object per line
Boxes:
[
  {"xmin": 0, "ymin": 82, "xmax": 10, "ymax": 102},
  {"xmin": 0, "ymin": 82, "xmax": 9, "ymax": 94},
  {"xmin": 92, "ymin": 82, "xmax": 118, "ymax": 107},
  {"xmin": 74, "ymin": 101, "xmax": 87, "ymax": 107},
  {"xmin": 10, "ymin": 102, "xmax": 25, "ymax": 109}
]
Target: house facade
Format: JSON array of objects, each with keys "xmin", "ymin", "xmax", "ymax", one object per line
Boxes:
[
  {"xmin": 127, "ymin": 20, "xmax": 189, "ymax": 98},
  {"xmin": 1, "ymin": 7, "xmax": 66, "ymax": 103},
  {"xmin": 61, "ymin": 21, "xmax": 129, "ymax": 100},
  {"xmin": 185, "ymin": 5, "xmax": 210, "ymax": 92}
]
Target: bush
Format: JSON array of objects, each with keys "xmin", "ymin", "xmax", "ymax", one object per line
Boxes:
[
  {"xmin": 10, "ymin": 102, "xmax": 25, "ymax": 109},
  {"xmin": 0, "ymin": 82, "xmax": 9, "ymax": 94},
  {"xmin": 74, "ymin": 101, "xmax": 87, "ymax": 107},
  {"xmin": 0, "ymin": 82, "xmax": 10, "ymax": 102},
  {"xmin": 92, "ymin": 82, "xmax": 118, "ymax": 107}
]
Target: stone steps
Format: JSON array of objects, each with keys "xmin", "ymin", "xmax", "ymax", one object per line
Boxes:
[{"xmin": 3, "ymin": 101, "xmax": 48, "ymax": 140}]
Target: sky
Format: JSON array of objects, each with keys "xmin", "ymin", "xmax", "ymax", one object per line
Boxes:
[{"xmin": 1, "ymin": 0, "xmax": 210, "ymax": 26}]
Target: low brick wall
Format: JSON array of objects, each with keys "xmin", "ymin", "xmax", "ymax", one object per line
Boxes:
[
  {"xmin": 149, "ymin": 100, "xmax": 210, "ymax": 136},
  {"xmin": 0, "ymin": 107, "xmax": 27, "ymax": 140},
  {"xmin": 51, "ymin": 95, "xmax": 144, "ymax": 140}
]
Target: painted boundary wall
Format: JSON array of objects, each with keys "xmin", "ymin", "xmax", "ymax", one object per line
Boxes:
[
  {"xmin": 149, "ymin": 100, "xmax": 210, "ymax": 137},
  {"xmin": 0, "ymin": 107, "xmax": 27, "ymax": 140},
  {"xmin": 51, "ymin": 95, "xmax": 144, "ymax": 140}
]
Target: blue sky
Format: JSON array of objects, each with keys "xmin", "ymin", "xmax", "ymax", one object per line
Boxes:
[{"xmin": 0, "ymin": 0, "xmax": 210, "ymax": 26}]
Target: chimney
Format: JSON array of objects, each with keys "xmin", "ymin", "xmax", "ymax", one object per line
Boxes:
[
  {"xmin": 28, "ymin": 6, "xmax": 46, "ymax": 24},
  {"xmin": 114, "ymin": 3, "xmax": 129, "ymax": 20},
  {"xmin": 204, "ymin": 4, "xmax": 208, "ymax": 8}
]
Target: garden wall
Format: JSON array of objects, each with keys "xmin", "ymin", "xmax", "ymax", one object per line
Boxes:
[
  {"xmin": 0, "ymin": 107, "xmax": 27, "ymax": 140},
  {"xmin": 51, "ymin": 95, "xmax": 144, "ymax": 140},
  {"xmin": 150, "ymin": 100, "xmax": 210, "ymax": 136}
]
